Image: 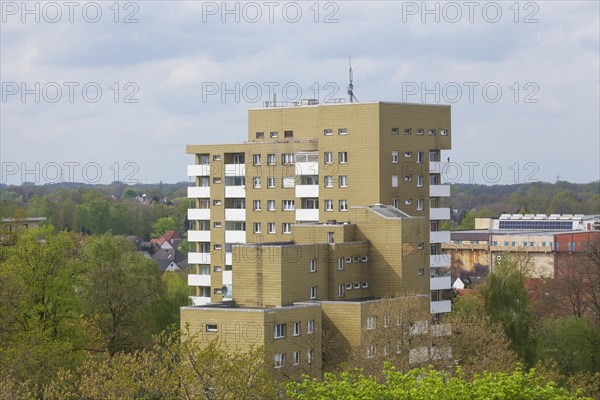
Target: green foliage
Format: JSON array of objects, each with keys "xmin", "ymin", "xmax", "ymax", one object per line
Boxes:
[
  {"xmin": 151, "ymin": 216, "xmax": 178, "ymax": 238},
  {"xmin": 537, "ymin": 317, "xmax": 600, "ymax": 375},
  {"xmin": 287, "ymin": 364, "xmax": 590, "ymax": 399},
  {"xmin": 153, "ymin": 272, "xmax": 190, "ymax": 330},
  {"xmin": 481, "ymin": 253, "xmax": 537, "ymax": 366},
  {"xmin": 82, "ymin": 235, "xmax": 165, "ymax": 354}
]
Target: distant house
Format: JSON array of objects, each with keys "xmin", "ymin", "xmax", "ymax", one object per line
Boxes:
[
  {"xmin": 151, "ymin": 230, "xmax": 182, "ymax": 250},
  {"xmin": 151, "ymin": 247, "xmax": 188, "ymax": 273},
  {"xmin": 125, "ymin": 235, "xmax": 143, "ymax": 248},
  {"xmin": 1, "ymin": 217, "xmax": 47, "ymax": 231}
]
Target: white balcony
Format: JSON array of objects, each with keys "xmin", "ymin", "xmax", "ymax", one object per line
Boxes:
[
  {"xmin": 430, "ymin": 184, "xmax": 450, "ymax": 197},
  {"xmin": 295, "ymin": 185, "xmax": 319, "ymax": 198},
  {"xmin": 296, "ymin": 209, "xmax": 319, "ymax": 222},
  {"xmin": 188, "ymin": 230, "xmax": 211, "ymax": 242},
  {"xmin": 430, "ymin": 207, "xmax": 450, "ymax": 221},
  {"xmin": 430, "ymin": 254, "xmax": 452, "ymax": 269},
  {"xmin": 429, "ymin": 161, "xmax": 448, "ymax": 174},
  {"xmin": 222, "ymin": 271, "xmax": 232, "ymax": 285},
  {"xmin": 225, "ymin": 208, "xmax": 246, "ymax": 220},
  {"xmin": 225, "ymin": 252, "xmax": 232, "ymax": 265},
  {"xmin": 188, "ymin": 186, "xmax": 210, "ymax": 198},
  {"xmin": 225, "ymin": 186, "xmax": 246, "ymax": 198},
  {"xmin": 225, "ymin": 230, "xmax": 246, "ymax": 243},
  {"xmin": 188, "ymin": 274, "xmax": 211, "ymax": 287},
  {"xmin": 189, "ymin": 296, "xmax": 211, "ymax": 306},
  {"xmin": 188, "ymin": 164, "xmax": 211, "ymax": 176},
  {"xmin": 224, "ymin": 163, "xmax": 246, "ymax": 176},
  {"xmin": 430, "ymin": 231, "xmax": 451, "ymax": 244},
  {"xmin": 188, "ymin": 208, "xmax": 211, "ymax": 220},
  {"xmin": 430, "ymin": 300, "xmax": 452, "ymax": 314},
  {"xmin": 188, "ymin": 252, "xmax": 211, "ymax": 264},
  {"xmin": 430, "ymin": 276, "xmax": 452, "ymax": 290},
  {"xmin": 295, "ymin": 162, "xmax": 319, "ymax": 175}
]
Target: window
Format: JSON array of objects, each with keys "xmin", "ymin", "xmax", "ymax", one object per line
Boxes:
[
  {"xmin": 338, "ymin": 128, "xmax": 348, "ymax": 135},
  {"xmin": 428, "ymin": 129, "xmax": 436, "ymax": 136},
  {"xmin": 213, "ymin": 154, "xmax": 221, "ymax": 161},
  {"xmin": 324, "ymin": 200, "xmax": 334, "ymax": 211},
  {"xmin": 328, "ymin": 231, "xmax": 334, "ymax": 244},
  {"xmin": 213, "ymin": 244, "xmax": 222, "ymax": 250},
  {"xmin": 383, "ymin": 315, "xmax": 390, "ymax": 328},
  {"xmin": 346, "ymin": 283, "xmax": 353, "ymax": 290},
  {"xmin": 391, "ymin": 127, "xmax": 399, "ymax": 135},
  {"xmin": 253, "ymin": 200, "xmax": 261, "ymax": 211},
  {"xmin": 416, "ymin": 128, "xmax": 424, "ymax": 135},
  {"xmin": 324, "ymin": 176, "xmax": 333, "ymax": 187},
  {"xmin": 338, "ymin": 152, "xmax": 348, "ymax": 163},
  {"xmin": 282, "ymin": 176, "xmax": 295, "ymax": 188},
  {"xmin": 267, "ymin": 153, "xmax": 276, "ymax": 165},
  {"xmin": 345, "ymin": 256, "xmax": 352, "ymax": 263},
  {"xmin": 270, "ymin": 131, "xmax": 279, "ymax": 138},
  {"xmin": 417, "ymin": 199, "xmax": 424, "ymax": 210},
  {"xmin": 213, "ymin": 199, "xmax": 222, "ymax": 206},
  {"xmin": 404, "ymin": 175, "xmax": 412, "ymax": 182},
  {"xmin": 282, "ymin": 200, "xmax": 295, "ymax": 211},
  {"xmin": 404, "ymin": 128, "xmax": 412, "ymax": 135},
  {"xmin": 361, "ymin": 256, "xmax": 369, "ymax": 263},
  {"xmin": 307, "ymin": 349, "xmax": 313, "ymax": 364},
  {"xmin": 310, "ymin": 285, "xmax": 317, "ymax": 299},
  {"xmin": 225, "ymin": 265, "xmax": 232, "ymax": 271},
  {"xmin": 284, "ymin": 130, "xmax": 293, "ymax": 138},
  {"xmin": 339, "ymin": 200, "xmax": 348, "ymax": 211},
  {"xmin": 267, "ymin": 177, "xmax": 275, "ymax": 188},
  {"xmin": 392, "ymin": 175, "xmax": 399, "ymax": 187},
  {"xmin": 268, "ymin": 223, "xmax": 276, "ymax": 234},
  {"xmin": 213, "ymin": 288, "xmax": 222, "ymax": 294},
  {"xmin": 293, "ymin": 351, "xmax": 300, "ymax": 365},
  {"xmin": 256, "ymin": 131, "xmax": 264, "ymax": 139},
  {"xmin": 324, "ymin": 152, "xmax": 333, "ymax": 164},
  {"xmin": 392, "ymin": 199, "xmax": 399, "ymax": 208},
  {"xmin": 366, "ymin": 316, "xmax": 376, "ymax": 330},
  {"xmin": 307, "ymin": 320, "xmax": 314, "ymax": 334},
  {"xmin": 267, "ymin": 200, "xmax": 276, "ymax": 211},
  {"xmin": 293, "ymin": 322, "xmax": 301, "ymax": 336},
  {"xmin": 206, "ymin": 324, "xmax": 218, "ymax": 332},
  {"xmin": 362, "ymin": 281, "xmax": 369, "ymax": 288},
  {"xmin": 392, "ymin": 151, "xmax": 399, "ymax": 163},
  {"xmin": 253, "ymin": 222, "xmax": 261, "ymax": 233},
  {"xmin": 367, "ymin": 344, "xmax": 376, "ymax": 358},
  {"xmin": 213, "ymin": 221, "xmax": 222, "ymax": 228},
  {"xmin": 309, "ymin": 258, "xmax": 317, "ymax": 272},
  {"xmin": 354, "ymin": 282, "xmax": 360, "ymax": 289},
  {"xmin": 232, "ymin": 154, "xmax": 244, "ymax": 164},
  {"xmin": 253, "ymin": 177, "xmax": 261, "ymax": 188},
  {"xmin": 213, "ymin": 266, "xmax": 222, "ymax": 272},
  {"xmin": 324, "ymin": 128, "xmax": 333, "ymax": 136},
  {"xmin": 213, "ymin": 177, "xmax": 221, "ymax": 184},
  {"xmin": 417, "ymin": 268, "xmax": 425, "ymax": 275},
  {"xmin": 200, "ymin": 265, "xmax": 210, "ymax": 275},
  {"xmin": 282, "ymin": 153, "xmax": 294, "ymax": 164},
  {"xmin": 440, "ymin": 129, "xmax": 448, "ymax": 136},
  {"xmin": 253, "ymin": 154, "xmax": 261, "ymax": 165},
  {"xmin": 282, "ymin": 223, "xmax": 292, "ymax": 234},
  {"xmin": 338, "ymin": 257, "xmax": 344, "ymax": 270},
  {"xmin": 274, "ymin": 353, "xmax": 285, "ymax": 368},
  {"xmin": 416, "ymin": 152, "xmax": 424, "ymax": 163},
  {"xmin": 338, "ymin": 284, "xmax": 345, "ymax": 297},
  {"xmin": 416, "ymin": 175, "xmax": 423, "ymax": 187},
  {"xmin": 199, "ymin": 176, "xmax": 210, "ymax": 187},
  {"xmin": 404, "ymin": 151, "xmax": 412, "ymax": 158},
  {"xmin": 274, "ymin": 323, "xmax": 286, "ymax": 339},
  {"xmin": 353, "ymin": 256, "xmax": 361, "ymax": 263},
  {"xmin": 339, "ymin": 175, "xmax": 348, "ymax": 187}
]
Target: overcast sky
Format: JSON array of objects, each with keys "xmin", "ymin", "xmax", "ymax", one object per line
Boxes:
[{"xmin": 1, "ymin": 0, "xmax": 598, "ymax": 186}]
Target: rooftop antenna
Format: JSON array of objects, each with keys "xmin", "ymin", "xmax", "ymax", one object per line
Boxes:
[{"xmin": 348, "ymin": 57, "xmax": 358, "ymax": 103}]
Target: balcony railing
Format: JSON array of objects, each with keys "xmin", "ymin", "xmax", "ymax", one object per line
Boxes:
[
  {"xmin": 430, "ymin": 300, "xmax": 452, "ymax": 314},
  {"xmin": 430, "ymin": 231, "xmax": 451, "ymax": 243},
  {"xmin": 430, "ymin": 276, "xmax": 452, "ymax": 290},
  {"xmin": 188, "ymin": 230, "xmax": 211, "ymax": 242},
  {"xmin": 188, "ymin": 208, "xmax": 211, "ymax": 220},
  {"xmin": 430, "ymin": 185, "xmax": 450, "ymax": 197},
  {"xmin": 430, "ymin": 207, "xmax": 450, "ymax": 220},
  {"xmin": 296, "ymin": 209, "xmax": 319, "ymax": 222},
  {"xmin": 188, "ymin": 164, "xmax": 211, "ymax": 176},
  {"xmin": 295, "ymin": 185, "xmax": 319, "ymax": 198},
  {"xmin": 188, "ymin": 187, "xmax": 210, "ymax": 198}
]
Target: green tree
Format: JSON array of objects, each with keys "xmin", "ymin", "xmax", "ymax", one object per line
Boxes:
[
  {"xmin": 538, "ymin": 317, "xmax": 600, "ymax": 376},
  {"xmin": 287, "ymin": 364, "xmax": 590, "ymax": 399},
  {"xmin": 82, "ymin": 235, "xmax": 165, "ymax": 354},
  {"xmin": 153, "ymin": 272, "xmax": 190, "ymax": 331},
  {"xmin": 481, "ymin": 253, "xmax": 537, "ymax": 366},
  {"xmin": 152, "ymin": 216, "xmax": 178, "ymax": 238}
]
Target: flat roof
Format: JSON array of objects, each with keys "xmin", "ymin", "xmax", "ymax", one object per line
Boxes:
[
  {"xmin": 181, "ymin": 302, "xmax": 321, "ymax": 313},
  {"xmin": 249, "ymin": 101, "xmax": 451, "ymax": 111}
]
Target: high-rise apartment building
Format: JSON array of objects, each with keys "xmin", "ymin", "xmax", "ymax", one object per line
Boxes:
[{"xmin": 182, "ymin": 101, "xmax": 452, "ymax": 373}]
